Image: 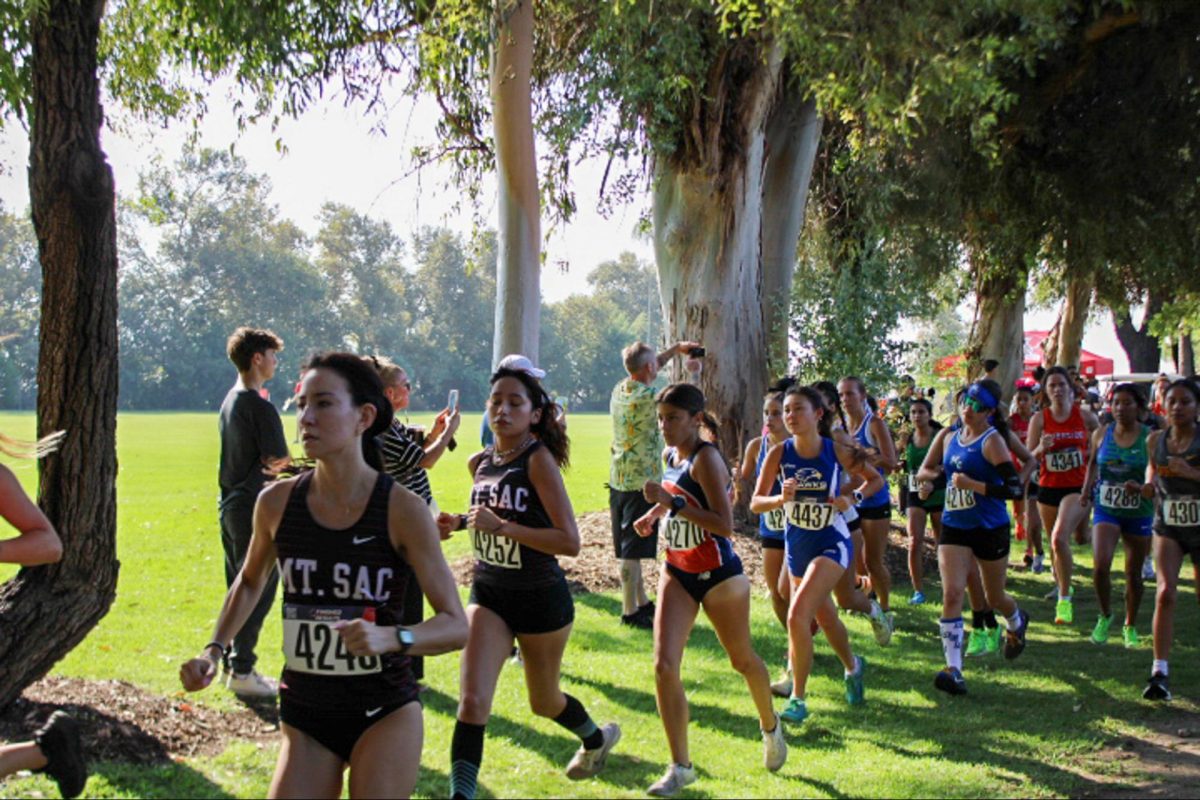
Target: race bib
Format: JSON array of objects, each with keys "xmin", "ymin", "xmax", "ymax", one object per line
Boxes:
[
  {"xmin": 907, "ymin": 474, "xmax": 920, "ymax": 493},
  {"xmin": 945, "ymin": 486, "xmax": 976, "ymax": 512},
  {"xmin": 282, "ymin": 604, "xmax": 382, "ymax": 676},
  {"xmin": 473, "ymin": 528, "xmax": 522, "ymax": 569},
  {"xmin": 665, "ymin": 516, "xmax": 706, "ymax": 550},
  {"xmin": 1163, "ymin": 498, "xmax": 1200, "ymax": 527},
  {"xmin": 763, "ymin": 507, "xmax": 786, "ymax": 532},
  {"xmin": 1098, "ymin": 483, "xmax": 1141, "ymax": 511},
  {"xmin": 1047, "ymin": 448, "xmax": 1084, "ymax": 473},
  {"xmin": 784, "ymin": 500, "xmax": 837, "ymax": 531}
]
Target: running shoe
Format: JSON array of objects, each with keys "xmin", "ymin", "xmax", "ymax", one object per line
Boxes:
[
  {"xmin": 1031, "ymin": 554, "xmax": 1045, "ymax": 574},
  {"xmin": 34, "ymin": 711, "xmax": 87, "ymax": 799},
  {"xmin": 761, "ymin": 712, "xmax": 788, "ymax": 772},
  {"xmin": 934, "ymin": 666, "xmax": 968, "ymax": 696},
  {"xmin": 1123, "ymin": 625, "xmax": 1140, "ymax": 649},
  {"xmin": 510, "ymin": 646, "xmax": 523, "ymax": 666},
  {"xmin": 1143, "ymin": 672, "xmax": 1171, "ymax": 702},
  {"xmin": 770, "ymin": 670, "xmax": 794, "ymax": 698},
  {"xmin": 1055, "ymin": 597, "xmax": 1074, "ymax": 625},
  {"xmin": 1043, "ymin": 586, "xmax": 1059, "ymax": 601},
  {"xmin": 965, "ymin": 628, "xmax": 988, "ymax": 658},
  {"xmin": 1004, "ymin": 609, "xmax": 1029, "ymax": 660},
  {"xmin": 868, "ymin": 600, "xmax": 892, "ymax": 647},
  {"xmin": 985, "ymin": 626, "xmax": 1003, "ymax": 655},
  {"xmin": 566, "ymin": 722, "xmax": 621, "ymax": 780},
  {"xmin": 1023, "ymin": 550, "xmax": 1034, "ymax": 568},
  {"xmin": 780, "ymin": 697, "xmax": 809, "ymax": 724},
  {"xmin": 1142, "ymin": 558, "xmax": 1156, "ymax": 582},
  {"xmin": 620, "ymin": 609, "xmax": 653, "ymax": 630},
  {"xmin": 647, "ymin": 763, "xmax": 698, "ymax": 797},
  {"xmin": 225, "ymin": 669, "xmax": 278, "ymax": 698},
  {"xmin": 909, "ymin": 590, "xmax": 926, "ymax": 605},
  {"xmin": 844, "ymin": 655, "xmax": 867, "ymax": 706},
  {"xmin": 1091, "ymin": 614, "xmax": 1112, "ymax": 645}
]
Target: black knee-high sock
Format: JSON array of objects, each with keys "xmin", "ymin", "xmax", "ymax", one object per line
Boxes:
[
  {"xmin": 552, "ymin": 693, "xmax": 603, "ymax": 750},
  {"xmin": 450, "ymin": 720, "xmax": 485, "ymax": 800},
  {"xmin": 982, "ymin": 610, "xmax": 998, "ymax": 630}
]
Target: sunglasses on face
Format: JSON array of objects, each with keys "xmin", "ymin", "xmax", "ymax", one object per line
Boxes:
[{"xmin": 961, "ymin": 397, "xmax": 989, "ymax": 413}]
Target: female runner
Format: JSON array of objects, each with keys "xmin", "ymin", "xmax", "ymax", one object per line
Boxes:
[
  {"xmin": 1010, "ymin": 385, "xmax": 1045, "ymax": 571},
  {"xmin": 1142, "ymin": 379, "xmax": 1200, "ymax": 701},
  {"xmin": 1080, "ymin": 383, "xmax": 1154, "ymax": 648},
  {"xmin": 839, "ymin": 377, "xmax": 900, "ymax": 634},
  {"xmin": 1027, "ymin": 366, "xmax": 1099, "ymax": 625},
  {"xmin": 438, "ymin": 366, "xmax": 620, "ymax": 798},
  {"xmin": 917, "ymin": 380, "xmax": 1029, "ymax": 695},
  {"xmin": 752, "ymin": 385, "xmax": 882, "ymax": 725},
  {"xmin": 180, "ymin": 353, "xmax": 468, "ymax": 798},
  {"xmin": 636, "ymin": 383, "xmax": 786, "ymax": 797},
  {"xmin": 902, "ymin": 398, "xmax": 944, "ymax": 605}
]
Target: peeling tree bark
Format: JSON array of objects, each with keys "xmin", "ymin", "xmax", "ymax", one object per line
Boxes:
[
  {"xmin": 965, "ymin": 251, "xmax": 1025, "ymax": 402},
  {"xmin": 490, "ymin": 0, "xmax": 540, "ymax": 365},
  {"xmin": 1112, "ymin": 291, "xmax": 1163, "ymax": 373},
  {"xmin": 760, "ymin": 94, "xmax": 821, "ymax": 377},
  {"xmin": 1050, "ymin": 273, "xmax": 1092, "ymax": 368},
  {"xmin": 0, "ymin": 0, "xmax": 119, "ymax": 709}
]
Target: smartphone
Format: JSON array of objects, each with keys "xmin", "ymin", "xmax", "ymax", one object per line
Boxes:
[
  {"xmin": 447, "ymin": 389, "xmax": 459, "ymax": 413},
  {"xmin": 689, "ymin": 346, "xmax": 706, "ymax": 358}
]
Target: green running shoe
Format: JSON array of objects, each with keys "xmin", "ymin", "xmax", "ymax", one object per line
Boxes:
[
  {"xmin": 844, "ymin": 656, "xmax": 867, "ymax": 705},
  {"xmin": 985, "ymin": 626, "xmax": 1003, "ymax": 655},
  {"xmin": 1123, "ymin": 624, "xmax": 1139, "ymax": 648},
  {"xmin": 966, "ymin": 628, "xmax": 988, "ymax": 657},
  {"xmin": 780, "ymin": 697, "xmax": 809, "ymax": 724},
  {"xmin": 1090, "ymin": 614, "xmax": 1112, "ymax": 644},
  {"xmin": 1055, "ymin": 597, "xmax": 1074, "ymax": 625}
]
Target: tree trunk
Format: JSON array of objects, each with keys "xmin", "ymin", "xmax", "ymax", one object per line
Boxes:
[
  {"xmin": 0, "ymin": 0, "xmax": 119, "ymax": 709},
  {"xmin": 490, "ymin": 0, "xmax": 540, "ymax": 365},
  {"xmin": 760, "ymin": 94, "xmax": 821, "ymax": 377},
  {"xmin": 652, "ymin": 48, "xmax": 782, "ymax": 469},
  {"xmin": 1056, "ymin": 274, "xmax": 1091, "ymax": 369},
  {"xmin": 1111, "ymin": 291, "xmax": 1163, "ymax": 373},
  {"xmin": 966, "ymin": 254, "xmax": 1025, "ymax": 402},
  {"xmin": 1180, "ymin": 333, "xmax": 1195, "ymax": 376}
]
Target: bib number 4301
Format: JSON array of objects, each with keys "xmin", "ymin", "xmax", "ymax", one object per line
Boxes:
[{"xmin": 1164, "ymin": 498, "xmax": 1200, "ymax": 527}]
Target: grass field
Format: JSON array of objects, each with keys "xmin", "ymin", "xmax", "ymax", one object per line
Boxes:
[{"xmin": 1, "ymin": 411, "xmax": 1198, "ymax": 798}]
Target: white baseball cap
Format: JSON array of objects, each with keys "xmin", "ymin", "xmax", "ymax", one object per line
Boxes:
[{"xmin": 496, "ymin": 354, "xmax": 546, "ymax": 379}]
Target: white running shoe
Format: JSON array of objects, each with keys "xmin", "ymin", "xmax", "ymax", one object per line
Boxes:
[
  {"xmin": 762, "ymin": 712, "xmax": 787, "ymax": 772},
  {"xmin": 869, "ymin": 600, "xmax": 892, "ymax": 647},
  {"xmin": 648, "ymin": 763, "xmax": 698, "ymax": 797},
  {"xmin": 1142, "ymin": 557, "xmax": 1156, "ymax": 581},
  {"xmin": 565, "ymin": 722, "xmax": 621, "ymax": 780},
  {"xmin": 770, "ymin": 669, "xmax": 793, "ymax": 698},
  {"xmin": 225, "ymin": 669, "xmax": 278, "ymax": 698}
]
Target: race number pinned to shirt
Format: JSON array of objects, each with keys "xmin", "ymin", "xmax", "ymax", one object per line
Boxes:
[
  {"xmin": 282, "ymin": 605, "xmax": 382, "ymax": 676},
  {"xmin": 1098, "ymin": 483, "xmax": 1141, "ymax": 511},
  {"xmin": 763, "ymin": 507, "xmax": 786, "ymax": 532},
  {"xmin": 784, "ymin": 500, "xmax": 837, "ymax": 531},
  {"xmin": 945, "ymin": 486, "xmax": 977, "ymax": 512},
  {"xmin": 473, "ymin": 529, "xmax": 522, "ymax": 569},
  {"xmin": 907, "ymin": 474, "xmax": 921, "ymax": 493},
  {"xmin": 1163, "ymin": 498, "xmax": 1200, "ymax": 527},
  {"xmin": 665, "ymin": 516, "xmax": 706, "ymax": 551},
  {"xmin": 1047, "ymin": 448, "xmax": 1084, "ymax": 473}
]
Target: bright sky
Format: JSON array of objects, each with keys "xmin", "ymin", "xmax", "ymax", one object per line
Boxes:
[{"xmin": 0, "ymin": 88, "xmax": 1137, "ymax": 373}]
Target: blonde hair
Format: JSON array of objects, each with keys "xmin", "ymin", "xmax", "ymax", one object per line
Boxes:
[
  {"xmin": 0, "ymin": 429, "xmax": 65, "ymax": 459},
  {"xmin": 366, "ymin": 354, "xmax": 406, "ymax": 386}
]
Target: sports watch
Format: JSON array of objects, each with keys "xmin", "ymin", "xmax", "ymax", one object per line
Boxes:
[
  {"xmin": 395, "ymin": 626, "xmax": 415, "ymax": 654},
  {"xmin": 669, "ymin": 495, "xmax": 687, "ymax": 516},
  {"xmin": 852, "ymin": 489, "xmax": 865, "ymax": 505}
]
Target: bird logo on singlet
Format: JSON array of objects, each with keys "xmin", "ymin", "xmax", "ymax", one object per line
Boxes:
[{"xmin": 791, "ymin": 467, "xmax": 828, "ymax": 491}]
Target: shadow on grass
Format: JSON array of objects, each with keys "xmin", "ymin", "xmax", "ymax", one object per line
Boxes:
[{"xmin": 91, "ymin": 760, "xmax": 236, "ymax": 799}]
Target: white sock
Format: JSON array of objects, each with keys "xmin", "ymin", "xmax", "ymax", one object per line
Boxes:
[
  {"xmin": 1058, "ymin": 591, "xmax": 1071, "ymax": 602},
  {"xmin": 1006, "ymin": 608, "xmax": 1023, "ymax": 630},
  {"xmin": 1153, "ymin": 659, "xmax": 1169, "ymax": 677},
  {"xmin": 940, "ymin": 618, "xmax": 964, "ymax": 670},
  {"xmin": 844, "ymin": 655, "xmax": 860, "ymax": 678}
]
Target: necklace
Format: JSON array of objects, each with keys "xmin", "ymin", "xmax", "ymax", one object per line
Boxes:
[{"xmin": 494, "ymin": 435, "xmax": 534, "ymax": 463}]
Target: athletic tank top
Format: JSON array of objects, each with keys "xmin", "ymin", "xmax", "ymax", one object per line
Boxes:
[
  {"xmin": 779, "ymin": 437, "xmax": 850, "ymax": 539},
  {"xmin": 1010, "ymin": 412, "xmax": 1031, "ymax": 444},
  {"xmin": 904, "ymin": 431, "xmax": 946, "ymax": 503},
  {"xmin": 1039, "ymin": 405, "xmax": 1088, "ymax": 488},
  {"xmin": 470, "ymin": 441, "xmax": 564, "ymax": 588},
  {"xmin": 942, "ymin": 428, "xmax": 1010, "ymax": 529},
  {"xmin": 852, "ymin": 411, "xmax": 891, "ymax": 508},
  {"xmin": 662, "ymin": 442, "xmax": 737, "ymax": 573},
  {"xmin": 275, "ymin": 471, "xmax": 415, "ymax": 710},
  {"xmin": 1094, "ymin": 425, "xmax": 1153, "ymax": 519},
  {"xmin": 1153, "ymin": 427, "xmax": 1200, "ymax": 530},
  {"xmin": 755, "ymin": 437, "xmax": 785, "ymax": 538}
]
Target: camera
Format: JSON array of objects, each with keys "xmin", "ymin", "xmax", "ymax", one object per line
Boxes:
[{"xmin": 688, "ymin": 346, "xmax": 706, "ymax": 358}]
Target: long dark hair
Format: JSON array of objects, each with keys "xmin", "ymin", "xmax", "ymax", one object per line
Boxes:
[
  {"xmin": 911, "ymin": 398, "xmax": 944, "ymax": 432},
  {"xmin": 300, "ymin": 352, "xmax": 394, "ymax": 471},
  {"xmin": 1110, "ymin": 382, "xmax": 1147, "ymax": 411},
  {"xmin": 813, "ymin": 380, "xmax": 848, "ymax": 432},
  {"xmin": 1042, "ymin": 365, "xmax": 1074, "ymax": 402},
  {"xmin": 656, "ymin": 383, "xmax": 724, "ymax": 457},
  {"xmin": 783, "ymin": 384, "xmax": 833, "ymax": 439},
  {"xmin": 1164, "ymin": 379, "xmax": 1200, "ymax": 433},
  {"xmin": 491, "ymin": 367, "xmax": 569, "ymax": 467},
  {"xmin": 970, "ymin": 378, "xmax": 1012, "ymax": 442}
]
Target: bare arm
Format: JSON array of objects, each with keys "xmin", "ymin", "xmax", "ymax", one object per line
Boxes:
[
  {"xmin": 739, "ymin": 437, "xmax": 762, "ymax": 484},
  {"xmin": 869, "ymin": 416, "xmax": 900, "ymax": 473},
  {"xmin": 1080, "ymin": 425, "xmax": 1107, "ymax": 504},
  {"xmin": 418, "ymin": 409, "xmax": 461, "ymax": 469},
  {"xmin": 656, "ymin": 340, "xmax": 701, "ymax": 368},
  {"xmin": 917, "ymin": 429, "xmax": 950, "ymax": 483},
  {"xmin": 671, "ymin": 446, "xmax": 734, "ymax": 538},
  {"xmin": 1027, "ymin": 412, "xmax": 1047, "ymax": 458},
  {"xmin": 835, "ymin": 442, "xmax": 885, "ymax": 506},
  {"xmin": 470, "ymin": 447, "xmax": 581, "ymax": 557},
  {"xmin": 0, "ymin": 465, "xmax": 62, "ymax": 566},
  {"xmin": 749, "ymin": 442, "xmax": 787, "ymax": 514}
]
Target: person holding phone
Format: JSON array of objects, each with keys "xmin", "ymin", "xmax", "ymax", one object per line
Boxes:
[{"xmin": 370, "ymin": 355, "xmax": 461, "ymax": 689}]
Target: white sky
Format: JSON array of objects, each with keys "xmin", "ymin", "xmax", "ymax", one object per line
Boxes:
[{"xmin": 0, "ymin": 88, "xmax": 1137, "ymax": 373}]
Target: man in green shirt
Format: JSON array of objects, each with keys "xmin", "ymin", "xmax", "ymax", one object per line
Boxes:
[{"xmin": 610, "ymin": 339, "xmax": 699, "ymax": 628}]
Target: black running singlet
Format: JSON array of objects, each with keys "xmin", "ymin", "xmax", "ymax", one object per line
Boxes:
[
  {"xmin": 469, "ymin": 441, "xmax": 564, "ymax": 589},
  {"xmin": 275, "ymin": 470, "xmax": 416, "ymax": 711}
]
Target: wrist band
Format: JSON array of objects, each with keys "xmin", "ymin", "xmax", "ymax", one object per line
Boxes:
[
  {"xmin": 204, "ymin": 641, "xmax": 226, "ymax": 659},
  {"xmin": 457, "ymin": 514, "xmax": 469, "ymax": 531}
]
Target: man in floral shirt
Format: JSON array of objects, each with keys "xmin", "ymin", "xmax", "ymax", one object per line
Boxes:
[{"xmin": 610, "ymin": 339, "xmax": 700, "ymax": 628}]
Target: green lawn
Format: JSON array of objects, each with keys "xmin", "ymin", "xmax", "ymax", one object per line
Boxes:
[{"xmin": 1, "ymin": 411, "xmax": 1198, "ymax": 798}]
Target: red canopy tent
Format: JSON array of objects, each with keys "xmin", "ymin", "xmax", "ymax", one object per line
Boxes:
[{"xmin": 935, "ymin": 330, "xmax": 1115, "ymax": 379}]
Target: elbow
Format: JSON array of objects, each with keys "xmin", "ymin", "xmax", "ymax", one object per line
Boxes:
[
  {"xmin": 43, "ymin": 537, "xmax": 63, "ymax": 564},
  {"xmin": 448, "ymin": 614, "xmax": 469, "ymax": 651},
  {"xmin": 562, "ymin": 535, "xmax": 582, "ymax": 558},
  {"xmin": 33, "ymin": 531, "xmax": 63, "ymax": 565},
  {"xmin": 748, "ymin": 498, "xmax": 770, "ymax": 514}
]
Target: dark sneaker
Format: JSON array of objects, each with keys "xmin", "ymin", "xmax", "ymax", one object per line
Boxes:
[
  {"xmin": 1143, "ymin": 672, "xmax": 1172, "ymax": 702},
  {"xmin": 934, "ymin": 667, "xmax": 968, "ymax": 696},
  {"xmin": 620, "ymin": 608, "xmax": 653, "ymax": 629},
  {"xmin": 34, "ymin": 711, "xmax": 87, "ymax": 799},
  {"xmin": 1004, "ymin": 609, "xmax": 1029, "ymax": 660}
]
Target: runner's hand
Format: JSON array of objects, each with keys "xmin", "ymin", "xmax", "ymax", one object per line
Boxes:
[
  {"xmin": 832, "ymin": 495, "xmax": 852, "ymax": 512},
  {"xmin": 918, "ymin": 480, "xmax": 932, "ymax": 501},
  {"xmin": 1040, "ymin": 435, "xmax": 1054, "ymax": 454},
  {"xmin": 469, "ymin": 505, "xmax": 504, "ymax": 533},
  {"xmin": 435, "ymin": 512, "xmax": 458, "ymax": 540},
  {"xmin": 781, "ymin": 478, "xmax": 798, "ymax": 502},
  {"xmin": 336, "ymin": 619, "xmax": 394, "ymax": 656},
  {"xmin": 179, "ymin": 655, "xmax": 218, "ymax": 692},
  {"xmin": 634, "ymin": 507, "xmax": 663, "ymax": 538},
  {"xmin": 642, "ymin": 480, "xmax": 671, "ymax": 507},
  {"xmin": 951, "ymin": 472, "xmax": 973, "ymax": 491}
]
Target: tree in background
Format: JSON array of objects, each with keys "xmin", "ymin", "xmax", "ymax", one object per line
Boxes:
[{"xmin": 0, "ymin": 204, "xmax": 40, "ymax": 409}]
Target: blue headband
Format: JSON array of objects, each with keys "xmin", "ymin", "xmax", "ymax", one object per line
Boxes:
[{"xmin": 967, "ymin": 383, "xmax": 999, "ymax": 410}]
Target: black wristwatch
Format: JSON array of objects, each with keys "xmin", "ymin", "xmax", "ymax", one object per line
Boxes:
[
  {"xmin": 852, "ymin": 489, "xmax": 865, "ymax": 505},
  {"xmin": 395, "ymin": 626, "xmax": 415, "ymax": 655},
  {"xmin": 668, "ymin": 495, "xmax": 687, "ymax": 517}
]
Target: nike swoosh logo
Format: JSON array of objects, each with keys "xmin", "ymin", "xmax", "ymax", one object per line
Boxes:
[
  {"xmin": 352, "ymin": 536, "xmax": 375, "ymax": 545},
  {"xmin": 365, "ymin": 706, "xmax": 383, "ymax": 718}
]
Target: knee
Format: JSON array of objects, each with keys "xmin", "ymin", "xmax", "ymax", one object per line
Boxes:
[
  {"xmin": 654, "ymin": 654, "xmax": 680, "ymax": 684},
  {"xmin": 943, "ymin": 586, "xmax": 965, "ymax": 609},
  {"xmin": 1157, "ymin": 583, "xmax": 1177, "ymax": 609},
  {"xmin": 727, "ymin": 650, "xmax": 760, "ymax": 676},
  {"xmin": 458, "ymin": 691, "xmax": 492, "ymax": 725}
]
